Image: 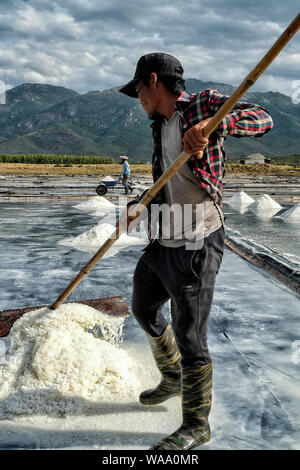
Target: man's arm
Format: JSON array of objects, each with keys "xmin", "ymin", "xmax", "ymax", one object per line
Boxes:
[
  {"xmin": 203, "ymin": 88, "xmax": 274, "ymax": 138},
  {"xmin": 183, "ymin": 88, "xmax": 273, "ymax": 158}
]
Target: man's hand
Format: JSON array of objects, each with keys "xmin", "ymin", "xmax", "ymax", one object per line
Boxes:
[
  {"xmin": 117, "ymin": 190, "xmax": 148, "ymax": 234},
  {"xmin": 117, "ymin": 202, "xmax": 141, "ymax": 234},
  {"xmin": 183, "ymin": 117, "xmax": 211, "ymax": 159}
]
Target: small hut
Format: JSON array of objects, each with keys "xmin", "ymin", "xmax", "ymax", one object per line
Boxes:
[{"xmin": 240, "ymin": 153, "xmax": 272, "ymax": 164}]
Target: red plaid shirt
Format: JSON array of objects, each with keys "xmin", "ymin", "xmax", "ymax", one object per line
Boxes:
[{"xmin": 151, "ymin": 89, "xmax": 273, "ymax": 207}]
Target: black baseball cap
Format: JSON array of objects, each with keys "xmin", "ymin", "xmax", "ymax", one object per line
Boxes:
[{"xmin": 119, "ymin": 52, "xmax": 184, "ymax": 98}]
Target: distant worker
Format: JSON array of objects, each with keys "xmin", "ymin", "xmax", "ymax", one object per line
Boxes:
[{"xmin": 120, "ymin": 155, "xmax": 133, "ymax": 195}]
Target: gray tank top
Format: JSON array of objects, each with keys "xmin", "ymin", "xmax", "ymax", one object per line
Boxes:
[{"xmin": 157, "ymin": 111, "xmax": 224, "ymax": 248}]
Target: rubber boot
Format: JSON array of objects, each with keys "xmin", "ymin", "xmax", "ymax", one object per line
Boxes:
[
  {"xmin": 151, "ymin": 361, "xmax": 212, "ymax": 450},
  {"xmin": 140, "ymin": 325, "xmax": 181, "ymax": 405}
]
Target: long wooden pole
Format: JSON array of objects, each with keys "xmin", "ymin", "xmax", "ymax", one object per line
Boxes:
[{"xmin": 50, "ymin": 12, "xmax": 300, "ymax": 310}]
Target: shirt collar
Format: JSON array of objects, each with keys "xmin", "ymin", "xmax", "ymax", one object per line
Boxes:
[
  {"xmin": 176, "ymin": 90, "xmax": 191, "ymax": 103},
  {"xmin": 174, "ymin": 90, "xmax": 191, "ymax": 111}
]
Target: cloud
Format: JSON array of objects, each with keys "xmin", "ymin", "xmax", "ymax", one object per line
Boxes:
[{"xmin": 0, "ymin": 0, "xmax": 299, "ymax": 96}]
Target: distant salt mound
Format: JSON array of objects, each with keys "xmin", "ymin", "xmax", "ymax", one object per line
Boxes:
[
  {"xmin": 0, "ymin": 303, "xmax": 141, "ymax": 418},
  {"xmin": 248, "ymin": 194, "xmax": 282, "ymax": 216},
  {"xmin": 227, "ymin": 191, "xmax": 255, "ymax": 207},
  {"xmin": 280, "ymin": 203, "xmax": 300, "ymax": 221},
  {"xmin": 74, "ymin": 196, "xmax": 115, "ymax": 212},
  {"xmin": 58, "ymin": 222, "xmax": 146, "ymax": 257}
]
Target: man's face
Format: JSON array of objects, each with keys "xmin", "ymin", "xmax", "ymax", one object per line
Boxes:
[{"xmin": 135, "ymin": 79, "xmax": 161, "ymax": 120}]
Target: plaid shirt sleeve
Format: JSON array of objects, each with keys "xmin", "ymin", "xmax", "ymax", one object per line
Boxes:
[
  {"xmin": 152, "ymin": 89, "xmax": 273, "ymax": 209},
  {"xmin": 201, "ymin": 89, "xmax": 274, "ymax": 137}
]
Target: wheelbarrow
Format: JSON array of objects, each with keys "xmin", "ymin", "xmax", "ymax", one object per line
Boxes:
[
  {"xmin": 96, "ymin": 176, "xmax": 135, "ymax": 196},
  {"xmin": 96, "ymin": 176, "xmax": 123, "ymax": 196}
]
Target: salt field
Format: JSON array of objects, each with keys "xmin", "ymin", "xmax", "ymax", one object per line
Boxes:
[
  {"xmin": 0, "ymin": 193, "xmax": 299, "ymax": 450},
  {"xmin": 223, "ymin": 194, "xmax": 300, "ymax": 266}
]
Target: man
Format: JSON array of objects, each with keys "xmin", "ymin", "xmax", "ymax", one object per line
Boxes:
[
  {"xmin": 119, "ymin": 52, "xmax": 273, "ymax": 450},
  {"xmin": 120, "ymin": 155, "xmax": 133, "ymax": 195}
]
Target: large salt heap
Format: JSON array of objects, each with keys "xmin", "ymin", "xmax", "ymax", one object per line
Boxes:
[
  {"xmin": 73, "ymin": 196, "xmax": 116, "ymax": 217},
  {"xmin": 74, "ymin": 196, "xmax": 115, "ymax": 211},
  {"xmin": 0, "ymin": 303, "xmax": 141, "ymax": 419},
  {"xmin": 58, "ymin": 222, "xmax": 146, "ymax": 257},
  {"xmin": 280, "ymin": 203, "xmax": 300, "ymax": 221},
  {"xmin": 248, "ymin": 194, "xmax": 282, "ymax": 217}
]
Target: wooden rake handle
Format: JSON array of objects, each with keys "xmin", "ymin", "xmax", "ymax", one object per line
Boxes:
[{"xmin": 50, "ymin": 12, "xmax": 300, "ymax": 310}]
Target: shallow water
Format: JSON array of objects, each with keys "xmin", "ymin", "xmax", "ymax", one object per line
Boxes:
[{"xmin": 0, "ymin": 199, "xmax": 299, "ymax": 450}]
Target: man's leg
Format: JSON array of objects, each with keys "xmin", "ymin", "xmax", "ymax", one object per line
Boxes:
[
  {"xmin": 131, "ymin": 249, "xmax": 182, "ymax": 405},
  {"xmin": 122, "ymin": 175, "xmax": 129, "ymax": 195},
  {"xmin": 144, "ymin": 228, "xmax": 225, "ymax": 366},
  {"xmin": 171, "ymin": 229, "xmax": 225, "ymax": 367},
  {"xmin": 123, "ymin": 175, "xmax": 133, "ymax": 194},
  {"xmin": 148, "ymin": 227, "xmax": 225, "ymax": 449},
  {"xmin": 132, "ymin": 252, "xmax": 169, "ymax": 337},
  {"xmin": 128, "ymin": 178, "xmax": 134, "ymax": 193}
]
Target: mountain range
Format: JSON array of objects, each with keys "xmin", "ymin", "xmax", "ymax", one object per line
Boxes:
[{"xmin": 0, "ymin": 80, "xmax": 299, "ymax": 161}]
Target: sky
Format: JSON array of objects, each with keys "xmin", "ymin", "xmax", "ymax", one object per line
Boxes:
[{"xmin": 0, "ymin": 0, "xmax": 299, "ymax": 98}]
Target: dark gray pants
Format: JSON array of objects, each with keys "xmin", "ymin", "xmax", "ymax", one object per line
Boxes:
[
  {"xmin": 131, "ymin": 227, "xmax": 225, "ymax": 366},
  {"xmin": 122, "ymin": 175, "xmax": 133, "ymax": 195}
]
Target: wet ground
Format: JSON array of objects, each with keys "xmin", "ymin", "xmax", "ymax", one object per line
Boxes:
[
  {"xmin": 0, "ymin": 176, "xmax": 299, "ymax": 450},
  {"xmin": 1, "ymin": 173, "xmax": 300, "ymax": 202}
]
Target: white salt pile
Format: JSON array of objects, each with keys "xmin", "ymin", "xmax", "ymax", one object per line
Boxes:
[
  {"xmin": 279, "ymin": 203, "xmax": 300, "ymax": 221},
  {"xmin": 73, "ymin": 196, "xmax": 116, "ymax": 218},
  {"xmin": 74, "ymin": 196, "xmax": 115, "ymax": 212},
  {"xmin": 58, "ymin": 222, "xmax": 146, "ymax": 257},
  {"xmin": 0, "ymin": 303, "xmax": 141, "ymax": 419},
  {"xmin": 248, "ymin": 194, "xmax": 282, "ymax": 216},
  {"xmin": 101, "ymin": 176, "xmax": 116, "ymax": 182},
  {"xmin": 226, "ymin": 191, "xmax": 255, "ymax": 207}
]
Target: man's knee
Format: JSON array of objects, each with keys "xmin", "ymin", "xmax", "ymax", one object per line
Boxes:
[{"xmin": 131, "ymin": 257, "xmax": 170, "ymax": 336}]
